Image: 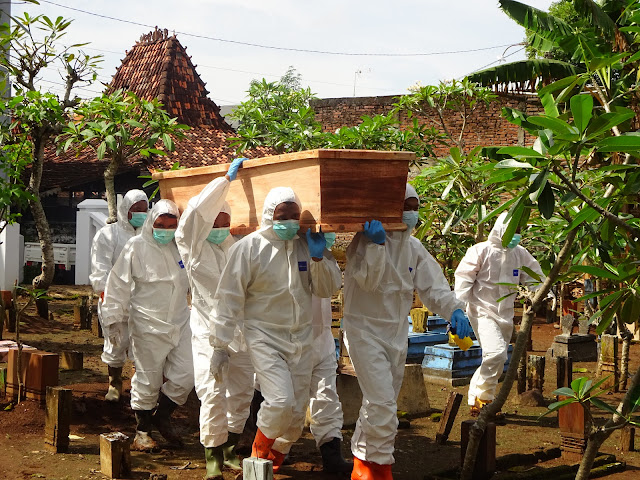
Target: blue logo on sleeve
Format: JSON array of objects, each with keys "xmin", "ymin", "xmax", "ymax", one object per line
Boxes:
[
  {"xmin": 409, "ymin": 267, "xmax": 413, "ymax": 273},
  {"xmin": 513, "ymin": 269, "xmax": 519, "ymax": 276},
  {"xmin": 298, "ymin": 261, "xmax": 308, "ymax": 272},
  {"xmin": 179, "ymin": 260, "xmax": 185, "ymax": 269}
]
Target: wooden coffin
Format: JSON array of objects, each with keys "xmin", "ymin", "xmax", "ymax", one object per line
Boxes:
[{"xmin": 152, "ymin": 149, "xmax": 414, "ymax": 234}]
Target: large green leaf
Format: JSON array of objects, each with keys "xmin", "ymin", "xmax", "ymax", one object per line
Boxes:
[
  {"xmin": 570, "ymin": 94, "xmax": 593, "ymax": 134},
  {"xmin": 569, "ymin": 264, "xmax": 620, "ymax": 281},
  {"xmin": 502, "ymin": 194, "xmax": 527, "ymax": 247},
  {"xmin": 499, "ymin": 0, "xmax": 574, "ymax": 52},
  {"xmin": 574, "ymin": 0, "xmax": 618, "ymax": 42},
  {"xmin": 597, "ymin": 134, "xmax": 640, "ymax": 152},
  {"xmin": 497, "ymin": 146, "xmax": 546, "ymax": 158},
  {"xmin": 538, "ymin": 182, "xmax": 555, "ymax": 219},
  {"xmin": 495, "ymin": 159, "xmax": 538, "ymax": 169},
  {"xmin": 467, "ymin": 60, "xmax": 582, "ymax": 89},
  {"xmin": 528, "ymin": 115, "xmax": 576, "ymax": 136}
]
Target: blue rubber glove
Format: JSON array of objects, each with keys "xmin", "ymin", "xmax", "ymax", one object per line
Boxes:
[
  {"xmin": 227, "ymin": 157, "xmax": 247, "ymax": 181},
  {"xmin": 363, "ymin": 220, "xmax": 386, "ymax": 245},
  {"xmin": 449, "ymin": 309, "xmax": 472, "ymax": 339},
  {"xmin": 306, "ymin": 228, "xmax": 326, "ymax": 258}
]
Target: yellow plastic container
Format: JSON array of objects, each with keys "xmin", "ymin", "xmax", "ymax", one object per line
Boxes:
[{"xmin": 448, "ymin": 332, "xmax": 473, "ymax": 351}]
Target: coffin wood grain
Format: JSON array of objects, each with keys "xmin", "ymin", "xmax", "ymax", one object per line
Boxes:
[{"xmin": 153, "ymin": 149, "xmax": 413, "ymax": 233}]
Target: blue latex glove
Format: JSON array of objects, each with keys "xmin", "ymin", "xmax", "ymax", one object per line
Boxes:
[
  {"xmin": 227, "ymin": 157, "xmax": 247, "ymax": 181},
  {"xmin": 363, "ymin": 220, "xmax": 386, "ymax": 245},
  {"xmin": 306, "ymin": 228, "xmax": 326, "ymax": 258},
  {"xmin": 449, "ymin": 309, "xmax": 472, "ymax": 339}
]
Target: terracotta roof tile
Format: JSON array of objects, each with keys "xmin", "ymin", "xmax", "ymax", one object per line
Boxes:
[{"xmin": 42, "ymin": 29, "xmax": 273, "ymax": 189}]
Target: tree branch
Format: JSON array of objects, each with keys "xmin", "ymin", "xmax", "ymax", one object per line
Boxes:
[{"xmin": 552, "ymin": 165, "xmax": 640, "ymax": 239}]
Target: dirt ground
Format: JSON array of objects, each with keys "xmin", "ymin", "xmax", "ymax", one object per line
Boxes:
[{"xmin": 1, "ymin": 286, "xmax": 640, "ymax": 480}]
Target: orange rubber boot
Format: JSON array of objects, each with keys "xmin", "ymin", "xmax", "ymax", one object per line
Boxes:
[
  {"xmin": 269, "ymin": 449, "xmax": 286, "ymax": 473},
  {"xmin": 352, "ymin": 457, "xmax": 393, "ymax": 480},
  {"xmin": 251, "ymin": 428, "xmax": 275, "ymax": 459}
]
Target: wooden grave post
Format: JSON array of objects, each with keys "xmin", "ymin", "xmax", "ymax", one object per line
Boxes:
[
  {"xmin": 558, "ymin": 398, "xmax": 589, "ymax": 462},
  {"xmin": 435, "ymin": 392, "xmax": 463, "ymax": 445},
  {"xmin": 44, "ymin": 386, "xmax": 72, "ymax": 453},
  {"xmin": 461, "ymin": 420, "xmax": 496, "ymax": 480},
  {"xmin": 556, "ymin": 356, "xmax": 573, "ymax": 390},
  {"xmin": 100, "ymin": 432, "xmax": 131, "ymax": 479},
  {"xmin": 517, "ymin": 354, "xmax": 527, "ymax": 395},
  {"xmin": 527, "ymin": 355, "xmax": 545, "ymax": 392},
  {"xmin": 60, "ymin": 351, "xmax": 83, "ymax": 371},
  {"xmin": 243, "ymin": 458, "xmax": 273, "ymax": 480},
  {"xmin": 597, "ymin": 334, "xmax": 619, "ymax": 392},
  {"xmin": 92, "ymin": 315, "xmax": 103, "ymax": 338},
  {"xmin": 620, "ymin": 425, "xmax": 635, "ymax": 453}
]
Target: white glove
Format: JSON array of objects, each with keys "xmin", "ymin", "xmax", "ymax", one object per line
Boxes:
[
  {"xmin": 108, "ymin": 322, "xmax": 125, "ymax": 348},
  {"xmin": 210, "ymin": 348, "xmax": 229, "ymax": 381}
]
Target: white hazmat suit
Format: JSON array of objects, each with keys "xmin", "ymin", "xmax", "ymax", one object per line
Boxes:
[
  {"xmin": 308, "ymin": 295, "xmax": 344, "ymax": 448},
  {"xmin": 343, "ymin": 184, "xmax": 464, "ymax": 466},
  {"xmin": 90, "ymin": 189, "xmax": 148, "ymax": 367},
  {"xmin": 211, "ymin": 187, "xmax": 342, "ymax": 457},
  {"xmin": 102, "ymin": 199, "xmax": 194, "ymax": 411},
  {"xmin": 174, "ymin": 177, "xmax": 254, "ymax": 449},
  {"xmin": 455, "ymin": 211, "xmax": 544, "ymax": 406}
]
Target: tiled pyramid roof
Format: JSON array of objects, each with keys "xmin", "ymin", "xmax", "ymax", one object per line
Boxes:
[
  {"xmin": 109, "ymin": 29, "xmax": 233, "ymax": 130},
  {"xmin": 42, "ymin": 29, "xmax": 272, "ymax": 189}
]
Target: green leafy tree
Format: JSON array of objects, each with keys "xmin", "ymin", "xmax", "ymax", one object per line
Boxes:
[
  {"xmin": 230, "ymin": 71, "xmax": 322, "ymax": 154},
  {"xmin": 61, "ymin": 89, "xmax": 189, "ymax": 223},
  {"xmin": 0, "ymin": 12, "xmax": 100, "ymax": 291},
  {"xmin": 461, "ymin": 2, "xmax": 640, "ymax": 478}
]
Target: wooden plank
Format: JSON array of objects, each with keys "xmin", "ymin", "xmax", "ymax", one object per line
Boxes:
[
  {"xmin": 152, "ymin": 148, "xmax": 415, "ymax": 180},
  {"xmin": 435, "ymin": 392, "xmax": 463, "ymax": 444},
  {"xmin": 153, "ymin": 148, "xmax": 412, "ymax": 233},
  {"xmin": 460, "ymin": 420, "xmax": 496, "ymax": 480},
  {"xmin": 100, "ymin": 432, "xmax": 131, "ymax": 479},
  {"xmin": 620, "ymin": 425, "xmax": 635, "ymax": 453},
  {"xmin": 527, "ymin": 355, "xmax": 545, "ymax": 392},
  {"xmin": 242, "ymin": 457, "xmax": 273, "ymax": 480},
  {"xmin": 25, "ymin": 351, "xmax": 59, "ymax": 402},
  {"xmin": 598, "ymin": 334, "xmax": 619, "ymax": 391},
  {"xmin": 556, "ymin": 356, "xmax": 573, "ymax": 389},
  {"xmin": 44, "ymin": 386, "xmax": 72, "ymax": 453},
  {"xmin": 60, "ymin": 351, "xmax": 83, "ymax": 370}
]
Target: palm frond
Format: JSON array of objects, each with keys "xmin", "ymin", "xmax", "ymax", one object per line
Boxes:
[
  {"xmin": 500, "ymin": 0, "xmax": 574, "ymax": 53},
  {"xmin": 573, "ymin": 0, "xmax": 618, "ymax": 42},
  {"xmin": 467, "ymin": 59, "xmax": 584, "ymax": 93}
]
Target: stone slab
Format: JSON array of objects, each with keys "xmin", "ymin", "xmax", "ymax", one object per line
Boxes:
[{"xmin": 549, "ymin": 334, "xmax": 597, "ymax": 362}]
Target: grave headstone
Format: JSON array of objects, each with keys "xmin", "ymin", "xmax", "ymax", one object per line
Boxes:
[
  {"xmin": 436, "ymin": 392, "xmax": 463, "ymax": 445},
  {"xmin": 597, "ymin": 334, "xmax": 619, "ymax": 392},
  {"xmin": 100, "ymin": 432, "xmax": 131, "ymax": 479},
  {"xmin": 548, "ymin": 314, "xmax": 597, "ymax": 362},
  {"xmin": 44, "ymin": 387, "xmax": 72, "ymax": 453},
  {"xmin": 461, "ymin": 420, "xmax": 496, "ymax": 480}
]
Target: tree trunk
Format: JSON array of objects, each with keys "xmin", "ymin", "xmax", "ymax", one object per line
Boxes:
[
  {"xmin": 460, "ymin": 229, "xmax": 577, "ymax": 480},
  {"xmin": 575, "ymin": 364, "xmax": 640, "ymax": 480},
  {"xmin": 103, "ymin": 157, "xmax": 120, "ymax": 224},
  {"xmin": 617, "ymin": 315, "xmax": 632, "ymax": 391},
  {"xmin": 28, "ymin": 135, "xmax": 55, "ymax": 291}
]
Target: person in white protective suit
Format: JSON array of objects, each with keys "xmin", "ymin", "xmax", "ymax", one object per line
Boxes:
[
  {"xmin": 306, "ymin": 291, "xmax": 353, "ymax": 475},
  {"xmin": 90, "ymin": 189, "xmax": 148, "ymax": 402},
  {"xmin": 209, "ymin": 187, "xmax": 342, "ymax": 473},
  {"xmin": 455, "ymin": 211, "xmax": 546, "ymax": 416},
  {"xmin": 174, "ymin": 158, "xmax": 254, "ymax": 480},
  {"xmin": 344, "ymin": 184, "xmax": 470, "ymax": 480},
  {"xmin": 102, "ymin": 199, "xmax": 194, "ymax": 452}
]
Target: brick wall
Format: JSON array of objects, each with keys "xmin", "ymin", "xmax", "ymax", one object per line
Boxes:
[{"xmin": 311, "ymin": 92, "xmax": 544, "ymax": 156}]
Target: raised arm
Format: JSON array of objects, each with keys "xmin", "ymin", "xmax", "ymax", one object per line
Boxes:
[{"xmin": 175, "ymin": 177, "xmax": 230, "ymax": 270}]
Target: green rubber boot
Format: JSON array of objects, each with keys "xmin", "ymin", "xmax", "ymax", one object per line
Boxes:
[
  {"xmin": 222, "ymin": 432, "xmax": 242, "ymax": 470},
  {"xmin": 204, "ymin": 446, "xmax": 224, "ymax": 480}
]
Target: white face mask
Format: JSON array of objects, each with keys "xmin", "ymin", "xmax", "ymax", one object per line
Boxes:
[{"xmin": 403, "ymin": 210, "xmax": 419, "ymax": 230}]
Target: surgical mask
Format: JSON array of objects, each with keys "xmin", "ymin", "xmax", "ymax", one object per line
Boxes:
[
  {"xmin": 272, "ymin": 220, "xmax": 299, "ymax": 241},
  {"xmin": 152, "ymin": 228, "xmax": 176, "ymax": 245},
  {"xmin": 402, "ymin": 210, "xmax": 419, "ymax": 230},
  {"xmin": 129, "ymin": 212, "xmax": 147, "ymax": 228},
  {"xmin": 324, "ymin": 232, "xmax": 337, "ymax": 250},
  {"xmin": 207, "ymin": 227, "xmax": 230, "ymax": 244},
  {"xmin": 507, "ymin": 233, "xmax": 521, "ymax": 249}
]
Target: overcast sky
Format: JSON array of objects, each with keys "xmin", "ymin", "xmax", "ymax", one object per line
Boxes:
[{"xmin": 10, "ymin": 0, "xmax": 555, "ymax": 105}]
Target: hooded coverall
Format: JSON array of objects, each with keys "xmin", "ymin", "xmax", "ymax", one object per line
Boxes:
[
  {"xmin": 102, "ymin": 199, "xmax": 194, "ymax": 411},
  {"xmin": 455, "ymin": 212, "xmax": 544, "ymax": 406}
]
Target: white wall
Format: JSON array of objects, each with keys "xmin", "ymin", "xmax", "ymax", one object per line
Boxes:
[{"xmin": 74, "ymin": 199, "xmax": 108, "ymax": 285}]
